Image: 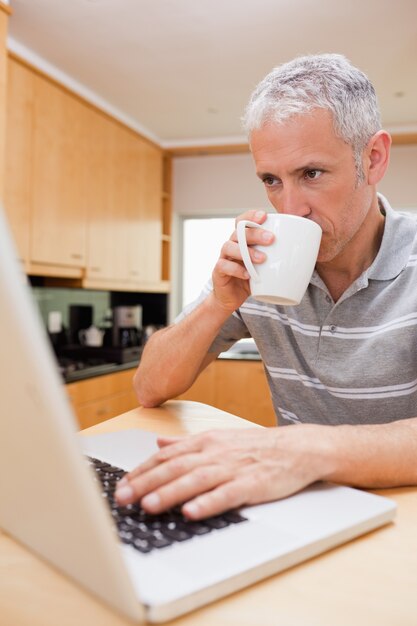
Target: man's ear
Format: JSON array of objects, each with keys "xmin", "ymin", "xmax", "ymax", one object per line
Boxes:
[{"xmin": 364, "ymin": 130, "xmax": 392, "ymax": 185}]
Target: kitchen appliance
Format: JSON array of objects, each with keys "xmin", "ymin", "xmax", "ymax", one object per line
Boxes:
[
  {"xmin": 47, "ymin": 310, "xmax": 68, "ymax": 355},
  {"xmin": 78, "ymin": 325, "xmax": 105, "ymax": 347},
  {"xmin": 143, "ymin": 324, "xmax": 164, "ymax": 343},
  {"xmin": 112, "ymin": 305, "xmax": 142, "ymax": 348},
  {"xmin": 69, "ymin": 305, "xmax": 93, "ymax": 344}
]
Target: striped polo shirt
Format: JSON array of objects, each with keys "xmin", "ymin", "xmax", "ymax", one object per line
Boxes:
[{"xmin": 181, "ymin": 195, "xmax": 417, "ymax": 426}]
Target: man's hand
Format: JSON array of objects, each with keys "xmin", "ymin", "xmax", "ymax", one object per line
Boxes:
[
  {"xmin": 115, "ymin": 426, "xmax": 330, "ymax": 519},
  {"xmin": 211, "ymin": 209, "xmax": 274, "ymax": 314},
  {"xmin": 132, "ymin": 209, "xmax": 274, "ymax": 408}
]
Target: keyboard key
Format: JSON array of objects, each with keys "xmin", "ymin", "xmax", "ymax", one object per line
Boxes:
[
  {"xmin": 132, "ymin": 538, "xmax": 153, "ymax": 553},
  {"xmin": 162, "ymin": 527, "xmax": 193, "ymax": 542},
  {"xmin": 205, "ymin": 517, "xmax": 229, "ymax": 529},
  {"xmin": 149, "ymin": 535, "xmax": 173, "ymax": 549},
  {"xmin": 179, "ymin": 521, "xmax": 212, "ymax": 536},
  {"xmin": 223, "ymin": 511, "xmax": 248, "ymax": 524}
]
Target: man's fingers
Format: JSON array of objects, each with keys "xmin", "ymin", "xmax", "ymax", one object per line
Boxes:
[
  {"xmin": 182, "ymin": 478, "xmax": 249, "ymax": 520},
  {"xmin": 229, "ymin": 227, "xmax": 274, "ymax": 246},
  {"xmin": 220, "ymin": 239, "xmax": 267, "ymax": 264},
  {"xmin": 182, "ymin": 467, "xmax": 282, "ymax": 520},
  {"xmin": 115, "ymin": 452, "xmax": 204, "ymax": 506},
  {"xmin": 115, "ymin": 428, "xmax": 301, "ymax": 518},
  {"xmin": 140, "ymin": 464, "xmax": 230, "ymax": 515},
  {"xmin": 235, "ymin": 209, "xmax": 267, "ymax": 227},
  {"xmin": 215, "ymin": 258, "xmax": 250, "ymax": 280},
  {"xmin": 156, "ymin": 436, "xmax": 183, "ymax": 448},
  {"xmin": 125, "ymin": 436, "xmax": 203, "ymax": 479}
]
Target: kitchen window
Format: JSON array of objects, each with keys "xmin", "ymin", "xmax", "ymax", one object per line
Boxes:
[{"xmin": 181, "ymin": 216, "xmax": 235, "ymax": 309}]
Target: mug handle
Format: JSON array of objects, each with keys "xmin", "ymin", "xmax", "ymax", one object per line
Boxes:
[{"xmin": 236, "ymin": 220, "xmax": 262, "ymax": 283}]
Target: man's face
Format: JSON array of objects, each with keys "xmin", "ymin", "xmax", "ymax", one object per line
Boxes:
[{"xmin": 250, "ymin": 109, "xmax": 374, "ymax": 264}]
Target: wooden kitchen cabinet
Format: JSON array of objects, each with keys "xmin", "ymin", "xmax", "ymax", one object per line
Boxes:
[
  {"xmin": 31, "ymin": 71, "xmax": 88, "ymax": 269},
  {"xmin": 0, "ymin": 4, "xmax": 9, "ymax": 203},
  {"xmin": 176, "ymin": 362, "xmax": 216, "ymax": 406},
  {"xmin": 83, "ymin": 114, "xmax": 128, "ymax": 283},
  {"xmin": 161, "ymin": 154, "xmax": 172, "ymax": 282},
  {"xmin": 3, "ymin": 54, "xmax": 168, "ymax": 289},
  {"xmin": 0, "ymin": 3, "xmax": 9, "ymax": 204},
  {"xmin": 177, "ymin": 359, "xmax": 277, "ymax": 427},
  {"xmin": 66, "ymin": 368, "xmax": 139, "ymax": 430},
  {"xmin": 128, "ymin": 140, "xmax": 163, "ymax": 285},
  {"xmin": 84, "ymin": 121, "xmax": 164, "ymax": 288},
  {"xmin": 4, "ymin": 57, "xmax": 34, "ymax": 265}
]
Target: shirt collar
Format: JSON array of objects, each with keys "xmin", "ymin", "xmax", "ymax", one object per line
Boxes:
[{"xmin": 367, "ymin": 193, "xmax": 417, "ymax": 281}]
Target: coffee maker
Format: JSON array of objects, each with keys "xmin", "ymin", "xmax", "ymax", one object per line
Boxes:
[{"xmin": 112, "ymin": 305, "xmax": 142, "ymax": 348}]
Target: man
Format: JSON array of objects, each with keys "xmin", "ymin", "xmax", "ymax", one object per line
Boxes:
[{"xmin": 116, "ymin": 53, "xmax": 417, "ymax": 519}]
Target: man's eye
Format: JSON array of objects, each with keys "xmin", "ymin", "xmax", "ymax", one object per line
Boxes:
[
  {"xmin": 262, "ymin": 175, "xmax": 278, "ymax": 186},
  {"xmin": 304, "ymin": 169, "xmax": 322, "ymax": 180}
]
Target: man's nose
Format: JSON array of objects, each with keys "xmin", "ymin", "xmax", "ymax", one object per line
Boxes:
[{"xmin": 278, "ymin": 186, "xmax": 311, "ymax": 218}]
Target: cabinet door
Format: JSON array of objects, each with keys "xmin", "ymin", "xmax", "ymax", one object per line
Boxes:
[
  {"xmin": 0, "ymin": 9, "xmax": 7, "ymax": 203},
  {"xmin": 124, "ymin": 131, "xmax": 146, "ymax": 283},
  {"xmin": 175, "ymin": 361, "xmax": 216, "ymax": 405},
  {"xmin": 177, "ymin": 360, "xmax": 277, "ymax": 427},
  {"xmin": 86, "ymin": 123, "xmax": 163, "ymax": 286},
  {"xmin": 85, "ymin": 115, "xmax": 129, "ymax": 281},
  {"xmin": 71, "ymin": 390, "xmax": 138, "ymax": 430},
  {"xmin": 31, "ymin": 74, "xmax": 87, "ymax": 267},
  {"xmin": 132, "ymin": 142, "xmax": 163, "ymax": 284},
  {"xmin": 214, "ymin": 360, "xmax": 276, "ymax": 427},
  {"xmin": 66, "ymin": 369, "xmax": 138, "ymax": 430},
  {"xmin": 4, "ymin": 58, "xmax": 34, "ymax": 263}
]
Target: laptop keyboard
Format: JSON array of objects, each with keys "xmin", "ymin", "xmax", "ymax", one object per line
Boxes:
[{"xmin": 87, "ymin": 456, "xmax": 248, "ymax": 554}]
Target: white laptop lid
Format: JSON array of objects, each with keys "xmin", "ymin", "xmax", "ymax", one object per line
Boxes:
[{"xmin": 0, "ymin": 207, "xmax": 144, "ymax": 621}]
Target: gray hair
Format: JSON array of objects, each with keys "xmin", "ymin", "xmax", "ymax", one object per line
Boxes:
[{"xmin": 242, "ymin": 53, "xmax": 382, "ymax": 179}]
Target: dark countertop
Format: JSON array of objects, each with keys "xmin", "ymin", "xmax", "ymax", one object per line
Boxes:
[
  {"xmin": 218, "ymin": 351, "xmax": 261, "ymax": 361},
  {"xmin": 64, "ymin": 360, "xmax": 139, "ymax": 384},
  {"xmin": 63, "ymin": 344, "xmax": 262, "ymax": 385},
  {"xmin": 219, "ymin": 338, "xmax": 261, "ymax": 361}
]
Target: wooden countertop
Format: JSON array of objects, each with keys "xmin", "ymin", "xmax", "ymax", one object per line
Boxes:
[{"xmin": 1, "ymin": 400, "xmax": 416, "ymax": 626}]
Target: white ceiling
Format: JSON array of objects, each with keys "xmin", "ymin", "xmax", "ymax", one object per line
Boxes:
[{"xmin": 6, "ymin": 0, "xmax": 417, "ymax": 147}]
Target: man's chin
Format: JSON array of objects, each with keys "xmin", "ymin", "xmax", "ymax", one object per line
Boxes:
[{"xmin": 316, "ymin": 246, "xmax": 340, "ymax": 265}]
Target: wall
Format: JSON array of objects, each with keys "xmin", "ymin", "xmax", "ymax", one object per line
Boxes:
[
  {"xmin": 173, "ymin": 153, "xmax": 268, "ymax": 216},
  {"xmin": 31, "ymin": 286, "xmax": 110, "ymax": 331},
  {"xmin": 378, "ymin": 144, "xmax": 417, "ymax": 208}
]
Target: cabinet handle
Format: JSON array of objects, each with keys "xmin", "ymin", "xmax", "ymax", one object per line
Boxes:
[
  {"xmin": 130, "ymin": 270, "xmax": 139, "ymax": 276},
  {"xmin": 90, "ymin": 267, "xmax": 102, "ymax": 272},
  {"xmin": 96, "ymin": 407, "xmax": 109, "ymax": 417},
  {"xmin": 71, "ymin": 253, "xmax": 83, "ymax": 260}
]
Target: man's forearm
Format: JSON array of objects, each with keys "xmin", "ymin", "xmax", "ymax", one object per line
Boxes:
[
  {"xmin": 134, "ymin": 294, "xmax": 232, "ymax": 407},
  {"xmin": 321, "ymin": 417, "xmax": 417, "ymax": 488}
]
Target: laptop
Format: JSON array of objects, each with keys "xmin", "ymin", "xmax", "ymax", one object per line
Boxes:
[{"xmin": 0, "ymin": 205, "xmax": 396, "ymax": 623}]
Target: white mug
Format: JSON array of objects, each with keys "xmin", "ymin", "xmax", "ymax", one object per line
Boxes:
[
  {"xmin": 237, "ymin": 214, "xmax": 322, "ymax": 306},
  {"xmin": 78, "ymin": 325, "xmax": 104, "ymax": 347}
]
